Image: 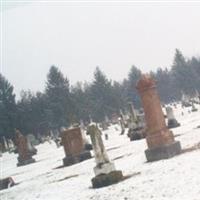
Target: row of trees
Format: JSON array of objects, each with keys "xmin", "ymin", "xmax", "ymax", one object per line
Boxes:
[{"xmin": 0, "ymin": 49, "xmax": 200, "ymax": 138}]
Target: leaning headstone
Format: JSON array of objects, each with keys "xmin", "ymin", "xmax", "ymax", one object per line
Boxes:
[
  {"xmin": 118, "ymin": 117, "xmax": 125, "ymax": 135},
  {"xmin": 61, "ymin": 127, "xmax": 91, "ymax": 166},
  {"xmin": 15, "ymin": 130, "xmax": 36, "ymax": 166},
  {"xmin": 0, "ymin": 177, "xmax": 15, "ymax": 190},
  {"xmin": 2, "ymin": 137, "xmax": 8, "ymax": 152},
  {"xmin": 88, "ymin": 124, "xmax": 123, "ymax": 188},
  {"xmin": 166, "ymin": 106, "xmax": 180, "ymax": 128},
  {"xmin": 136, "ymin": 74, "xmax": 181, "ymax": 162}
]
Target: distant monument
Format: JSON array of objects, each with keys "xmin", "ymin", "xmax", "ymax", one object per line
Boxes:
[{"xmin": 166, "ymin": 106, "xmax": 180, "ymax": 128}]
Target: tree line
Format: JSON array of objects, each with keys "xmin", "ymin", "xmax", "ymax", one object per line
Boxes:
[{"xmin": 0, "ymin": 49, "xmax": 200, "ymax": 138}]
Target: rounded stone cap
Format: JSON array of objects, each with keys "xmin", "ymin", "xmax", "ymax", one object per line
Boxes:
[{"xmin": 136, "ymin": 74, "xmax": 156, "ymax": 93}]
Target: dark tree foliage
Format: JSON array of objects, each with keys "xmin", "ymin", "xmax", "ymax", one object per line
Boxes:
[
  {"xmin": 45, "ymin": 66, "xmax": 74, "ymax": 128},
  {"xmin": 1, "ymin": 49, "xmax": 200, "ymax": 137},
  {"xmin": 0, "ymin": 74, "xmax": 17, "ymax": 138}
]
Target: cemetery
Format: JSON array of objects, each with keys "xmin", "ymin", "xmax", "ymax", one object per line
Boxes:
[
  {"xmin": 0, "ymin": 75, "xmax": 200, "ymax": 200},
  {"xmin": 1, "ymin": 3, "xmax": 200, "ymax": 199}
]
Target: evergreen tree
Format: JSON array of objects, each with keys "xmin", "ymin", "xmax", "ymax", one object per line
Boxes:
[
  {"xmin": 45, "ymin": 66, "xmax": 73, "ymax": 128},
  {"xmin": 90, "ymin": 67, "xmax": 115, "ymax": 121},
  {"xmin": 126, "ymin": 65, "xmax": 142, "ymax": 107},
  {"xmin": 0, "ymin": 74, "xmax": 17, "ymax": 138},
  {"xmin": 171, "ymin": 49, "xmax": 196, "ymax": 95},
  {"xmin": 17, "ymin": 91, "xmax": 49, "ymax": 135}
]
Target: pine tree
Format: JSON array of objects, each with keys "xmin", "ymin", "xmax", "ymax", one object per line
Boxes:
[
  {"xmin": 171, "ymin": 49, "xmax": 196, "ymax": 95},
  {"xmin": 45, "ymin": 66, "xmax": 73, "ymax": 128},
  {"xmin": 0, "ymin": 74, "xmax": 17, "ymax": 138},
  {"xmin": 126, "ymin": 65, "xmax": 142, "ymax": 107},
  {"xmin": 90, "ymin": 67, "xmax": 115, "ymax": 121}
]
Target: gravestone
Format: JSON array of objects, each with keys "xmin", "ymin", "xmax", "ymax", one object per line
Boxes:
[
  {"xmin": 15, "ymin": 130, "xmax": 36, "ymax": 166},
  {"xmin": 191, "ymin": 103, "xmax": 198, "ymax": 112},
  {"xmin": 166, "ymin": 106, "xmax": 180, "ymax": 128},
  {"xmin": 61, "ymin": 127, "xmax": 91, "ymax": 166},
  {"xmin": 118, "ymin": 117, "xmax": 125, "ymax": 135},
  {"xmin": 80, "ymin": 123, "xmax": 92, "ymax": 151},
  {"xmin": 136, "ymin": 75, "xmax": 181, "ymax": 162},
  {"xmin": 7, "ymin": 139, "xmax": 15, "ymax": 153},
  {"xmin": 127, "ymin": 103, "xmax": 146, "ymax": 141},
  {"xmin": 88, "ymin": 124, "xmax": 123, "ymax": 188},
  {"xmin": 0, "ymin": 177, "xmax": 15, "ymax": 190},
  {"xmin": 2, "ymin": 137, "xmax": 8, "ymax": 152}
]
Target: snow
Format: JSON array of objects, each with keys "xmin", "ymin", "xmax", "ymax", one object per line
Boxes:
[{"xmin": 1, "ymin": 103, "xmax": 200, "ymax": 200}]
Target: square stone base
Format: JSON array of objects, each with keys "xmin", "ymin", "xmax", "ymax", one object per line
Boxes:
[
  {"xmin": 128, "ymin": 127, "xmax": 146, "ymax": 141},
  {"xmin": 94, "ymin": 162, "xmax": 116, "ymax": 176},
  {"xmin": 63, "ymin": 151, "xmax": 91, "ymax": 166},
  {"xmin": 145, "ymin": 141, "xmax": 181, "ymax": 162},
  {"xmin": 91, "ymin": 170, "xmax": 123, "ymax": 188},
  {"xmin": 17, "ymin": 158, "xmax": 36, "ymax": 167}
]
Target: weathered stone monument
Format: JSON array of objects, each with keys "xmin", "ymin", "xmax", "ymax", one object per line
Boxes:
[
  {"xmin": 166, "ymin": 106, "xmax": 180, "ymax": 128},
  {"xmin": 136, "ymin": 75, "xmax": 181, "ymax": 162},
  {"xmin": 15, "ymin": 130, "xmax": 36, "ymax": 166},
  {"xmin": 61, "ymin": 127, "xmax": 91, "ymax": 166},
  {"xmin": 127, "ymin": 102, "xmax": 146, "ymax": 141},
  {"xmin": 88, "ymin": 124, "xmax": 123, "ymax": 188}
]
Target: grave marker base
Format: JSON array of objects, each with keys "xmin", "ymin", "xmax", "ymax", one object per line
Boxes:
[
  {"xmin": 145, "ymin": 141, "xmax": 181, "ymax": 162},
  {"xmin": 91, "ymin": 170, "xmax": 123, "ymax": 188}
]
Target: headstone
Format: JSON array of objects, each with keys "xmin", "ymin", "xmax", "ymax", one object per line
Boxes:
[
  {"xmin": 27, "ymin": 137, "xmax": 37, "ymax": 156},
  {"xmin": 2, "ymin": 137, "xmax": 8, "ymax": 152},
  {"xmin": 136, "ymin": 74, "xmax": 181, "ymax": 162},
  {"xmin": 87, "ymin": 124, "xmax": 123, "ymax": 188},
  {"xmin": 7, "ymin": 139, "xmax": 15, "ymax": 153},
  {"xmin": 15, "ymin": 130, "xmax": 36, "ymax": 166},
  {"xmin": 127, "ymin": 103, "xmax": 146, "ymax": 141},
  {"xmin": 0, "ymin": 177, "xmax": 15, "ymax": 190},
  {"xmin": 181, "ymin": 92, "xmax": 191, "ymax": 107},
  {"xmin": 101, "ymin": 121, "xmax": 108, "ymax": 131},
  {"xmin": 191, "ymin": 103, "xmax": 198, "ymax": 112},
  {"xmin": 105, "ymin": 133, "xmax": 108, "ymax": 140},
  {"xmin": 118, "ymin": 117, "xmax": 125, "ymax": 135},
  {"xmin": 80, "ymin": 124, "xmax": 92, "ymax": 151},
  {"xmin": 166, "ymin": 106, "xmax": 180, "ymax": 128},
  {"xmin": 61, "ymin": 127, "xmax": 91, "ymax": 166}
]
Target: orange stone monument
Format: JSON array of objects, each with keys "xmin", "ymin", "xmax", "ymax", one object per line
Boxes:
[
  {"xmin": 136, "ymin": 75, "xmax": 181, "ymax": 162},
  {"xmin": 61, "ymin": 127, "xmax": 91, "ymax": 166}
]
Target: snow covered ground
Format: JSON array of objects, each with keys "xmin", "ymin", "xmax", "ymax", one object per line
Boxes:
[{"xmin": 1, "ymin": 103, "xmax": 200, "ymax": 200}]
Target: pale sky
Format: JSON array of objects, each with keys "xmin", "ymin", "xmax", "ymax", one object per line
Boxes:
[{"xmin": 1, "ymin": 1, "xmax": 200, "ymax": 97}]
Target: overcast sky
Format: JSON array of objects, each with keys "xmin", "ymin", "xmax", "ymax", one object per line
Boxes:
[{"xmin": 1, "ymin": 1, "xmax": 200, "ymax": 97}]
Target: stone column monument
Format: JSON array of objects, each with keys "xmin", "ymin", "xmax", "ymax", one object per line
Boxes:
[
  {"xmin": 136, "ymin": 74, "xmax": 181, "ymax": 162},
  {"xmin": 15, "ymin": 129, "xmax": 36, "ymax": 166},
  {"xmin": 87, "ymin": 124, "xmax": 123, "ymax": 188}
]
